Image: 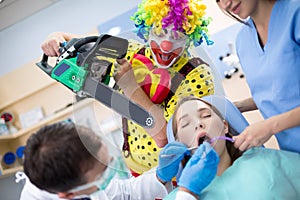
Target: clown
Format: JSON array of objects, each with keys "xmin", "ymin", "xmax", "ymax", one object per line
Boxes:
[
  {"xmin": 113, "ymin": 0, "xmax": 216, "ymax": 175},
  {"xmin": 39, "ymin": 0, "xmax": 215, "ymax": 176}
]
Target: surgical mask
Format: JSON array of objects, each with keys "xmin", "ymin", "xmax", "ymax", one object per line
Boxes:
[
  {"xmin": 71, "ymin": 114, "xmax": 131, "ymax": 198},
  {"xmin": 69, "ymin": 155, "xmax": 128, "ymax": 195},
  {"xmin": 71, "ymin": 158, "xmax": 118, "ymax": 200},
  {"xmin": 89, "ymin": 157, "xmax": 129, "ymax": 200}
]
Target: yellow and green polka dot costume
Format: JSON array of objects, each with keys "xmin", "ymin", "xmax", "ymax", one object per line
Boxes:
[{"xmin": 120, "ymin": 40, "xmax": 214, "ymax": 175}]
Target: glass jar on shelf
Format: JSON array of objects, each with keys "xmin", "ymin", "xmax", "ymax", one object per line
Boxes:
[
  {"xmin": 16, "ymin": 146, "xmax": 25, "ymax": 165},
  {"xmin": 0, "ymin": 118, "xmax": 9, "ymax": 136},
  {"xmin": 1, "ymin": 112, "xmax": 18, "ymax": 134}
]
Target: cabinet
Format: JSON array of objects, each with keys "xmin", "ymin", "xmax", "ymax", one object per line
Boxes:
[{"xmin": 0, "ymin": 60, "xmax": 117, "ymax": 177}]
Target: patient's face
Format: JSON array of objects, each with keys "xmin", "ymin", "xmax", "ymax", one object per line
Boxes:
[{"xmin": 175, "ymin": 99, "xmax": 228, "ymax": 155}]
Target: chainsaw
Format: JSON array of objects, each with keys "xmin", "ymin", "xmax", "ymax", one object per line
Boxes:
[{"xmin": 36, "ymin": 34, "xmax": 154, "ymax": 128}]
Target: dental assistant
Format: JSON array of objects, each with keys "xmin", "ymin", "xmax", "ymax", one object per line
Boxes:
[{"xmin": 217, "ymin": 0, "xmax": 300, "ymax": 153}]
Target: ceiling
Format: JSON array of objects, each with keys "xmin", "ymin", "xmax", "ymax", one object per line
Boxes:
[{"xmin": 0, "ymin": 0, "xmax": 60, "ymax": 31}]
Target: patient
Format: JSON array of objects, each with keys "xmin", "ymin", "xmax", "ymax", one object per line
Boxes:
[{"xmin": 161, "ymin": 95, "xmax": 300, "ymax": 199}]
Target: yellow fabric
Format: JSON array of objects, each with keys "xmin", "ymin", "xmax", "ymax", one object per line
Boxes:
[
  {"xmin": 121, "ymin": 40, "xmax": 214, "ymax": 174},
  {"xmin": 164, "ymin": 65, "xmax": 214, "ymax": 122},
  {"xmin": 131, "ymin": 58, "xmax": 150, "ymax": 83}
]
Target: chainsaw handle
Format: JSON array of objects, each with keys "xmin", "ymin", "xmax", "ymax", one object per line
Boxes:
[
  {"xmin": 73, "ymin": 36, "xmax": 98, "ymax": 50},
  {"xmin": 35, "ymin": 54, "xmax": 53, "ymax": 76}
]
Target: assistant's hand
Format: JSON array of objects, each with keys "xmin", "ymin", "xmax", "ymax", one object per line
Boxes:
[
  {"xmin": 178, "ymin": 142, "xmax": 219, "ymax": 196},
  {"xmin": 233, "ymin": 120, "xmax": 273, "ymax": 151},
  {"xmin": 156, "ymin": 141, "xmax": 189, "ymax": 183}
]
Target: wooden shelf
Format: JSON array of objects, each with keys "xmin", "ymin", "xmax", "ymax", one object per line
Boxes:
[
  {"xmin": 0, "ymin": 98, "xmax": 94, "ymax": 141},
  {"xmin": 0, "ymin": 98, "xmax": 99, "ymax": 177},
  {"xmin": 0, "ymin": 166, "xmax": 23, "ymax": 178}
]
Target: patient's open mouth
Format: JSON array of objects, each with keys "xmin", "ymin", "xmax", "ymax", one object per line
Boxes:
[{"xmin": 198, "ymin": 135, "xmax": 210, "ymax": 146}]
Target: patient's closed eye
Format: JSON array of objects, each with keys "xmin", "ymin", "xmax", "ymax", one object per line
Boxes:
[
  {"xmin": 182, "ymin": 124, "xmax": 188, "ymax": 129},
  {"xmin": 200, "ymin": 110, "xmax": 211, "ymax": 118},
  {"xmin": 178, "ymin": 114, "xmax": 190, "ymax": 129},
  {"xmin": 202, "ymin": 114, "xmax": 211, "ymax": 118},
  {"xmin": 181, "ymin": 121, "xmax": 190, "ymax": 129}
]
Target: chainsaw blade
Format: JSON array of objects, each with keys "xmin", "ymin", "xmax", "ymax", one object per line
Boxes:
[{"xmin": 83, "ymin": 77, "xmax": 154, "ymax": 128}]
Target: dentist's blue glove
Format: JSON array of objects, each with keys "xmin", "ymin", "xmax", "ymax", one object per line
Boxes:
[
  {"xmin": 156, "ymin": 141, "xmax": 189, "ymax": 182},
  {"xmin": 178, "ymin": 142, "xmax": 219, "ymax": 196}
]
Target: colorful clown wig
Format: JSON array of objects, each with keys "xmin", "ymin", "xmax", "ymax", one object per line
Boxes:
[{"xmin": 131, "ymin": 0, "xmax": 213, "ymax": 47}]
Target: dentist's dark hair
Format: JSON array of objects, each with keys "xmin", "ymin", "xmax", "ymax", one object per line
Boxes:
[{"xmin": 24, "ymin": 122, "xmax": 102, "ymax": 193}]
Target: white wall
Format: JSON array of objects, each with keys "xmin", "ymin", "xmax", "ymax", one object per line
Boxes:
[
  {"xmin": 0, "ymin": 0, "xmax": 140, "ymax": 77},
  {"xmin": 0, "ymin": 0, "xmax": 236, "ymax": 77}
]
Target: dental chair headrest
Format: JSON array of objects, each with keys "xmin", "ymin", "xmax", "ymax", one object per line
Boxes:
[{"xmin": 167, "ymin": 95, "xmax": 249, "ymax": 142}]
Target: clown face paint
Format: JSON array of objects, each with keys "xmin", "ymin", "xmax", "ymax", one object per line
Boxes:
[{"xmin": 148, "ymin": 26, "xmax": 187, "ymax": 69}]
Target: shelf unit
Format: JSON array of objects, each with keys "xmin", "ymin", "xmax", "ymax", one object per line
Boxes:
[
  {"xmin": 0, "ymin": 97, "xmax": 111, "ymax": 177},
  {"xmin": 0, "ymin": 60, "xmax": 75, "ymax": 177}
]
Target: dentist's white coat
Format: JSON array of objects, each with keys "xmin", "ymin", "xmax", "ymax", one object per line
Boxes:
[{"xmin": 19, "ymin": 169, "xmax": 168, "ymax": 200}]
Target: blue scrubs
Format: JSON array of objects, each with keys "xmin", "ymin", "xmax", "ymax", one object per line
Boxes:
[{"xmin": 236, "ymin": 0, "xmax": 300, "ymax": 153}]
